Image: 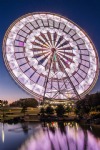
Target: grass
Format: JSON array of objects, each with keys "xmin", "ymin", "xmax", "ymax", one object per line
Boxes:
[{"xmin": 0, "ymin": 107, "xmax": 40, "ymax": 121}]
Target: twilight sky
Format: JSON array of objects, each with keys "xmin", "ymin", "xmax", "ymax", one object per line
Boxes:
[{"xmin": 0, "ymin": 0, "xmax": 100, "ymax": 102}]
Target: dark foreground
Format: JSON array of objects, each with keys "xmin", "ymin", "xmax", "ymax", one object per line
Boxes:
[{"xmin": 0, "ymin": 122, "xmax": 100, "ymax": 150}]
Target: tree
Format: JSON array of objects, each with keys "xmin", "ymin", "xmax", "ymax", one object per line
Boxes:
[
  {"xmin": 74, "ymin": 108, "xmax": 84, "ymax": 119},
  {"xmin": 55, "ymin": 104, "xmax": 66, "ymax": 117},
  {"xmin": 95, "ymin": 105, "xmax": 100, "ymax": 112},
  {"xmin": 0, "ymin": 100, "xmax": 8, "ymax": 120},
  {"xmin": 10, "ymin": 98, "xmax": 38, "ymax": 107},
  {"xmin": 3, "ymin": 101, "xmax": 8, "ymax": 106},
  {"xmin": 40, "ymin": 107, "xmax": 45, "ymax": 116},
  {"xmin": 75, "ymin": 98, "xmax": 91, "ymax": 118},
  {"xmin": 21, "ymin": 105, "xmax": 27, "ymax": 116},
  {"xmin": 66, "ymin": 106, "xmax": 72, "ymax": 115},
  {"xmin": 45, "ymin": 106, "xmax": 54, "ymax": 115}
]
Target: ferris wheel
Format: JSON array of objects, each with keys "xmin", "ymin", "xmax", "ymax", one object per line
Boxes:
[{"xmin": 3, "ymin": 12, "xmax": 99, "ymax": 101}]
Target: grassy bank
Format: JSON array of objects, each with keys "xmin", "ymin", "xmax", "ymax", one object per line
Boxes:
[{"xmin": 0, "ymin": 107, "xmax": 40, "ymax": 121}]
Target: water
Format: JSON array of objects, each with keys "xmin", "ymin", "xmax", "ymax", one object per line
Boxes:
[{"xmin": 0, "ymin": 122, "xmax": 100, "ymax": 150}]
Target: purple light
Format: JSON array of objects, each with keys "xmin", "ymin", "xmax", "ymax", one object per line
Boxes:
[
  {"xmin": 19, "ymin": 42, "xmax": 24, "ymax": 47},
  {"xmin": 19, "ymin": 124, "xmax": 100, "ymax": 150}
]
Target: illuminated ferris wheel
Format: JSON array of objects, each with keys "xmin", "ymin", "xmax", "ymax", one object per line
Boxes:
[{"xmin": 3, "ymin": 12, "xmax": 99, "ymax": 101}]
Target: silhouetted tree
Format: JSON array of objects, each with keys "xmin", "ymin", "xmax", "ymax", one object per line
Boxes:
[
  {"xmin": 10, "ymin": 98, "xmax": 38, "ymax": 107},
  {"xmin": 0, "ymin": 100, "xmax": 8, "ymax": 120},
  {"xmin": 95, "ymin": 105, "xmax": 100, "ymax": 112},
  {"xmin": 21, "ymin": 105, "xmax": 27, "ymax": 116},
  {"xmin": 40, "ymin": 107, "xmax": 45, "ymax": 117},
  {"xmin": 45, "ymin": 106, "xmax": 54, "ymax": 115},
  {"xmin": 75, "ymin": 98, "xmax": 91, "ymax": 118},
  {"xmin": 66, "ymin": 106, "xmax": 72, "ymax": 115},
  {"xmin": 55, "ymin": 104, "xmax": 66, "ymax": 117}
]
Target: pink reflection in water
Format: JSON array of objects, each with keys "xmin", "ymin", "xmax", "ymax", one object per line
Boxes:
[{"xmin": 19, "ymin": 124, "xmax": 100, "ymax": 150}]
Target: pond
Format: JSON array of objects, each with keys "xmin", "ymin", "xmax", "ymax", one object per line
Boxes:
[{"xmin": 0, "ymin": 122, "xmax": 100, "ymax": 150}]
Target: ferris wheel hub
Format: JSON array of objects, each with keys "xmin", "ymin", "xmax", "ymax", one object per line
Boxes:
[{"xmin": 51, "ymin": 48, "xmax": 56, "ymax": 53}]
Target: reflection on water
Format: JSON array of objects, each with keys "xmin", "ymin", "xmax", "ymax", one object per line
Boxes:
[
  {"xmin": 0, "ymin": 122, "xmax": 41, "ymax": 150},
  {"xmin": 2, "ymin": 124, "xmax": 5, "ymax": 143},
  {"xmin": 0, "ymin": 122, "xmax": 100, "ymax": 150},
  {"xmin": 19, "ymin": 122, "xmax": 100, "ymax": 150}
]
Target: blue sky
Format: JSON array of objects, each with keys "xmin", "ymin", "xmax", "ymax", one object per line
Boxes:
[{"xmin": 0, "ymin": 0, "xmax": 100, "ymax": 101}]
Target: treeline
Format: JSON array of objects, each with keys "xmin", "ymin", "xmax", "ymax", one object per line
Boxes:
[
  {"xmin": 10, "ymin": 98, "xmax": 38, "ymax": 107},
  {"xmin": 75, "ymin": 92, "xmax": 100, "ymax": 117},
  {"xmin": 78, "ymin": 92, "xmax": 100, "ymax": 107},
  {"xmin": 0, "ymin": 100, "xmax": 8, "ymax": 106},
  {"xmin": 86, "ymin": 92, "xmax": 100, "ymax": 106}
]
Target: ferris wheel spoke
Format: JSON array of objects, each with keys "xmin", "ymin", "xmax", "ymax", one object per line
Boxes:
[
  {"xmin": 33, "ymin": 51, "xmax": 49, "ymax": 60},
  {"xmin": 39, "ymin": 36, "xmax": 50, "ymax": 47},
  {"xmin": 33, "ymin": 52, "xmax": 50, "ymax": 60},
  {"xmin": 38, "ymin": 54, "xmax": 50, "ymax": 65},
  {"xmin": 58, "ymin": 51, "xmax": 75, "ymax": 57},
  {"xmin": 56, "ymin": 38, "xmax": 65, "ymax": 48},
  {"xmin": 41, "ymin": 55, "xmax": 51, "ymax": 67},
  {"xmin": 32, "ymin": 41, "xmax": 47, "ymax": 48},
  {"xmin": 47, "ymin": 31, "xmax": 53, "ymax": 46},
  {"xmin": 57, "ymin": 40, "xmax": 69, "ymax": 48},
  {"xmin": 40, "ymin": 32, "xmax": 51, "ymax": 46},
  {"xmin": 33, "ymin": 54, "xmax": 41, "ymax": 59},
  {"xmin": 57, "ymin": 54, "xmax": 70, "ymax": 69},
  {"xmin": 58, "ymin": 46, "xmax": 73, "ymax": 51},
  {"xmin": 32, "ymin": 47, "xmax": 50, "ymax": 52},
  {"xmin": 53, "ymin": 32, "xmax": 57, "ymax": 46},
  {"xmin": 45, "ymin": 34, "xmax": 52, "ymax": 46},
  {"xmin": 33, "ymin": 50, "xmax": 50, "ymax": 55},
  {"xmin": 34, "ymin": 36, "xmax": 49, "ymax": 47},
  {"xmin": 64, "ymin": 52, "xmax": 75, "ymax": 57},
  {"xmin": 60, "ymin": 56, "xmax": 70, "ymax": 68},
  {"xmin": 59, "ymin": 53, "xmax": 74, "ymax": 63},
  {"xmin": 55, "ymin": 35, "xmax": 63, "ymax": 47},
  {"xmin": 36, "ymin": 52, "xmax": 50, "ymax": 61}
]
